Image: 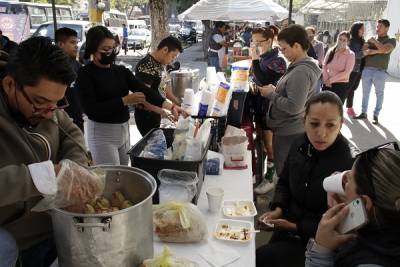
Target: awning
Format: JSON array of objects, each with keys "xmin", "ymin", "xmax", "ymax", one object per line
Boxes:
[{"xmin": 178, "ymin": 0, "xmax": 288, "ymax": 21}]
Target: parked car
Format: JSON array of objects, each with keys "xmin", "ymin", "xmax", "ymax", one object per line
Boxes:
[
  {"xmin": 127, "ymin": 29, "xmax": 151, "ymax": 50},
  {"xmin": 168, "ymin": 24, "xmax": 181, "ymax": 37},
  {"xmin": 32, "ymin": 20, "xmax": 90, "ymax": 49},
  {"xmin": 178, "ymin": 26, "xmax": 197, "ymax": 43}
]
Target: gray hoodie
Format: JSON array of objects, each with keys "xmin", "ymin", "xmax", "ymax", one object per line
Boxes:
[{"xmin": 267, "ymin": 57, "xmax": 321, "ymax": 136}]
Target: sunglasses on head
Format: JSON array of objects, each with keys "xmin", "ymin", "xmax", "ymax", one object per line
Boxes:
[{"xmin": 357, "ymin": 142, "xmax": 400, "ymax": 199}]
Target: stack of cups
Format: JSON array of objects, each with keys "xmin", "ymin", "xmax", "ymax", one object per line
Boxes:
[
  {"xmin": 182, "ymin": 88, "xmax": 194, "ymax": 115},
  {"xmin": 206, "ymin": 187, "xmax": 224, "ymax": 212},
  {"xmin": 206, "ymin": 67, "xmax": 219, "ymax": 91}
]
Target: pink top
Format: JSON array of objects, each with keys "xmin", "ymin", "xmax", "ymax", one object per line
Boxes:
[{"xmin": 322, "ymin": 47, "xmax": 355, "ymax": 84}]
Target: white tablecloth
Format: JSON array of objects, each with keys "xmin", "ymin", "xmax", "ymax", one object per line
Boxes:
[{"xmin": 153, "ymin": 150, "xmax": 255, "ymax": 267}]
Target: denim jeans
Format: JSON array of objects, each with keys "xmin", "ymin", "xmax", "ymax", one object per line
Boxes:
[
  {"xmin": 361, "ymin": 67, "xmax": 387, "ymax": 117},
  {"xmin": 207, "ymin": 56, "xmax": 221, "ymax": 72},
  {"xmin": 0, "ymin": 228, "xmax": 18, "ymax": 267}
]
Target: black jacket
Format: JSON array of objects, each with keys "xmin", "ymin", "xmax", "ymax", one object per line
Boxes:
[
  {"xmin": 270, "ymin": 133, "xmax": 355, "ymax": 243},
  {"xmin": 335, "ymin": 223, "xmax": 400, "ymax": 267}
]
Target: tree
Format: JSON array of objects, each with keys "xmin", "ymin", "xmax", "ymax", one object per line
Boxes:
[
  {"xmin": 149, "ymin": 0, "xmax": 168, "ymax": 52},
  {"xmin": 274, "ymin": 0, "xmax": 309, "ymax": 12},
  {"xmin": 110, "ymin": 0, "xmax": 148, "ymax": 12},
  {"xmin": 174, "ymin": 0, "xmax": 198, "ymax": 14}
]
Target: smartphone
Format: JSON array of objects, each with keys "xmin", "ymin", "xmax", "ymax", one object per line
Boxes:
[{"xmin": 336, "ymin": 198, "xmax": 369, "ymax": 234}]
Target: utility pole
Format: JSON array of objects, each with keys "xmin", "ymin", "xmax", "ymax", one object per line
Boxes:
[{"xmin": 288, "ymin": 0, "xmax": 293, "ymax": 25}]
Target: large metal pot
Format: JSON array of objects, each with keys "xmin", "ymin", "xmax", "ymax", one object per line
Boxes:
[
  {"xmin": 51, "ymin": 166, "xmax": 157, "ymax": 267},
  {"xmin": 170, "ymin": 68, "xmax": 200, "ymax": 103}
]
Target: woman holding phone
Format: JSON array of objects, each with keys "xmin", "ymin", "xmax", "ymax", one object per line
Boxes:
[
  {"xmin": 250, "ymin": 27, "xmax": 286, "ymax": 194},
  {"xmin": 256, "ymin": 92, "xmax": 355, "ymax": 267},
  {"xmin": 306, "ymin": 142, "xmax": 400, "ymax": 267}
]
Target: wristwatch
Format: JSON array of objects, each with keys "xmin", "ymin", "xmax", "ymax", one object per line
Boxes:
[{"xmin": 307, "ymin": 238, "xmax": 334, "ymax": 254}]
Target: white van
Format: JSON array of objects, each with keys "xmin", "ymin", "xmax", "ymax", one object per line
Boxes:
[{"xmin": 128, "ymin": 19, "xmax": 147, "ymax": 30}]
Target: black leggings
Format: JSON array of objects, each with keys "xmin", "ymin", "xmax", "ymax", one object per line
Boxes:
[
  {"xmin": 345, "ymin": 71, "xmax": 362, "ymax": 108},
  {"xmin": 256, "ymin": 231, "xmax": 306, "ymax": 267},
  {"xmin": 322, "ymin": 82, "xmax": 349, "ymax": 104}
]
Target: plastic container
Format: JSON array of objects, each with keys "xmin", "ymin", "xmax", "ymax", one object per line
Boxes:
[
  {"xmin": 227, "ymin": 91, "xmax": 248, "ymax": 128},
  {"xmin": 158, "ymin": 169, "xmax": 199, "ymax": 203},
  {"xmin": 128, "ymin": 128, "xmax": 212, "ymax": 204}
]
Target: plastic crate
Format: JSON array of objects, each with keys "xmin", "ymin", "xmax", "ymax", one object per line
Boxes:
[
  {"xmin": 227, "ymin": 91, "xmax": 248, "ymax": 128},
  {"xmin": 128, "ymin": 128, "xmax": 212, "ymax": 204},
  {"xmin": 191, "ymin": 115, "xmax": 227, "ymax": 152}
]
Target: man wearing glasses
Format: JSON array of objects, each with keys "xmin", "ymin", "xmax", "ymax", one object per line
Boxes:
[{"xmin": 0, "ymin": 37, "xmax": 93, "ymax": 266}]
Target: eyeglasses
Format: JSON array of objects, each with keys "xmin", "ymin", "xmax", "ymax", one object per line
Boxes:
[
  {"xmin": 357, "ymin": 142, "xmax": 400, "ymax": 199},
  {"xmin": 252, "ymin": 39, "xmax": 267, "ymax": 45},
  {"xmin": 17, "ymin": 84, "xmax": 69, "ymax": 114}
]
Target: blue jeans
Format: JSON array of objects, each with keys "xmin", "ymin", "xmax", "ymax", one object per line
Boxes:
[
  {"xmin": 208, "ymin": 56, "xmax": 221, "ymax": 72},
  {"xmin": 0, "ymin": 228, "xmax": 18, "ymax": 267},
  {"xmin": 361, "ymin": 67, "xmax": 387, "ymax": 117}
]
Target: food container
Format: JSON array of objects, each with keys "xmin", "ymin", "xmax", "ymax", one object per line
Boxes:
[
  {"xmin": 171, "ymin": 68, "xmax": 200, "ymax": 103},
  {"xmin": 214, "ymin": 219, "xmax": 254, "ymax": 242},
  {"xmin": 222, "ymin": 200, "xmax": 257, "ymax": 218},
  {"xmin": 51, "ymin": 166, "xmax": 157, "ymax": 267}
]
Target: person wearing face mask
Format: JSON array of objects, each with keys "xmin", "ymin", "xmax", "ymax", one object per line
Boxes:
[
  {"xmin": 76, "ymin": 26, "xmax": 163, "ymax": 165},
  {"xmin": 322, "ymin": 31, "xmax": 355, "ymax": 103},
  {"xmin": 256, "ymin": 91, "xmax": 355, "ymax": 267},
  {"xmin": 258, "ymin": 25, "xmax": 321, "ymax": 177},
  {"xmin": 134, "ymin": 36, "xmax": 186, "ymax": 136},
  {"xmin": 0, "ymin": 36, "xmax": 95, "ymax": 266},
  {"xmin": 306, "ymin": 143, "xmax": 400, "ymax": 267},
  {"xmin": 55, "ymin": 27, "xmax": 84, "ymax": 131},
  {"xmin": 250, "ymin": 27, "xmax": 287, "ymax": 195}
]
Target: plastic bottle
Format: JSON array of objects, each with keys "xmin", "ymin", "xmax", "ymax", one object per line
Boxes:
[{"xmin": 212, "ymin": 82, "xmax": 231, "ymax": 116}]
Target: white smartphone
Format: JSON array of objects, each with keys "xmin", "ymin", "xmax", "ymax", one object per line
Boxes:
[{"xmin": 336, "ymin": 198, "xmax": 369, "ymax": 234}]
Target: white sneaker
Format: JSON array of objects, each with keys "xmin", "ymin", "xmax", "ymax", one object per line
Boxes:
[{"xmin": 254, "ymin": 179, "xmax": 275, "ymax": 194}]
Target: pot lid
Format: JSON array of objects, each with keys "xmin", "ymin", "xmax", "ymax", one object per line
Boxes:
[{"xmin": 170, "ymin": 68, "xmax": 199, "ymax": 76}]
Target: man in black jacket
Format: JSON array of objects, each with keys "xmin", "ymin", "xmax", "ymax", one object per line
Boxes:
[{"xmin": 55, "ymin": 27, "xmax": 84, "ymax": 131}]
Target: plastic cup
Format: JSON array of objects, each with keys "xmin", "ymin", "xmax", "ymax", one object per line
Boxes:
[
  {"xmin": 323, "ymin": 171, "xmax": 347, "ymax": 195},
  {"xmin": 206, "ymin": 187, "xmax": 224, "ymax": 212}
]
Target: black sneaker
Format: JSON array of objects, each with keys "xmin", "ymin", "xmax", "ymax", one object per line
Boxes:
[
  {"xmin": 372, "ymin": 116, "xmax": 379, "ymax": 125},
  {"xmin": 355, "ymin": 113, "xmax": 367, "ymax": 120}
]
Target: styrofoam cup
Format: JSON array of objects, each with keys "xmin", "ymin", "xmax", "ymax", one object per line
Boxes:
[
  {"xmin": 323, "ymin": 171, "xmax": 347, "ymax": 195},
  {"xmin": 206, "ymin": 187, "xmax": 224, "ymax": 212}
]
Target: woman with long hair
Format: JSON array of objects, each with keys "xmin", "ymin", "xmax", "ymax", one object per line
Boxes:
[
  {"xmin": 345, "ymin": 22, "xmax": 365, "ymax": 118},
  {"xmin": 306, "ymin": 143, "xmax": 400, "ymax": 266},
  {"xmin": 322, "ymin": 31, "xmax": 355, "ymax": 103}
]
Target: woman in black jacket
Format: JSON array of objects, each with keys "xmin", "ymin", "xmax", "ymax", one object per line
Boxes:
[
  {"xmin": 76, "ymin": 26, "xmax": 165, "ymax": 165},
  {"xmin": 345, "ymin": 22, "xmax": 365, "ymax": 118},
  {"xmin": 256, "ymin": 91, "xmax": 356, "ymax": 267},
  {"xmin": 250, "ymin": 27, "xmax": 286, "ymax": 195}
]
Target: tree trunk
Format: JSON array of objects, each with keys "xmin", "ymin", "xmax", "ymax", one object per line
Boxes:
[
  {"xmin": 149, "ymin": 0, "xmax": 169, "ymax": 52},
  {"xmin": 202, "ymin": 20, "xmax": 212, "ymax": 60}
]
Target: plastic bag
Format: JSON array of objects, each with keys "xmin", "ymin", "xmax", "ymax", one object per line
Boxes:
[
  {"xmin": 221, "ymin": 126, "xmax": 248, "ymax": 169},
  {"xmin": 158, "ymin": 170, "xmax": 199, "ymax": 203},
  {"xmin": 142, "ymin": 246, "xmax": 199, "ymax": 267},
  {"xmin": 153, "ymin": 201, "xmax": 207, "ymax": 243},
  {"xmin": 32, "ymin": 159, "xmax": 106, "ymax": 212},
  {"xmin": 142, "ymin": 130, "xmax": 167, "ymax": 159}
]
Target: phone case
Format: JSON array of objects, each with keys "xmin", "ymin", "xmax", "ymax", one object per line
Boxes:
[{"xmin": 337, "ymin": 198, "xmax": 369, "ymax": 234}]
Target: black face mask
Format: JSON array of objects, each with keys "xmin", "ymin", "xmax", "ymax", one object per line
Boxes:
[{"xmin": 99, "ymin": 50, "xmax": 116, "ymax": 65}]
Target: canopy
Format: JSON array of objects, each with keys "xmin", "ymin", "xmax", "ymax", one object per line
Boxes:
[{"xmin": 178, "ymin": 0, "xmax": 288, "ymax": 21}]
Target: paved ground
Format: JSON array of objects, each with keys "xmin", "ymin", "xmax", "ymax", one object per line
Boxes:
[{"xmin": 119, "ymin": 42, "xmax": 400, "ymax": 249}]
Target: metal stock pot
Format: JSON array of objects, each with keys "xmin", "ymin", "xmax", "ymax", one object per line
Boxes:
[
  {"xmin": 51, "ymin": 166, "xmax": 157, "ymax": 267},
  {"xmin": 170, "ymin": 68, "xmax": 200, "ymax": 103}
]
